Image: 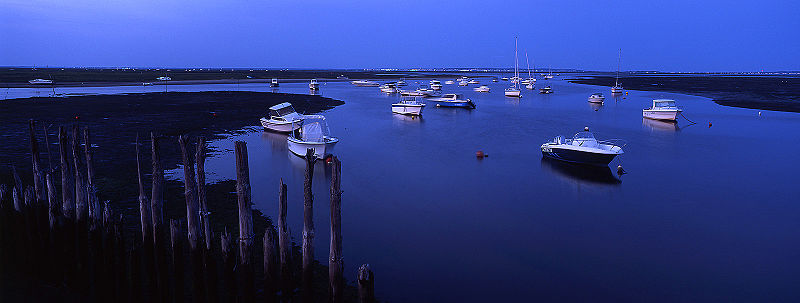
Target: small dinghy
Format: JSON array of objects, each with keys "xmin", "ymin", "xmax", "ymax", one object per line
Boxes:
[
  {"xmin": 379, "ymin": 83, "xmax": 398, "ymax": 94},
  {"xmin": 430, "ymin": 80, "xmax": 443, "ymax": 90},
  {"xmin": 643, "ymin": 99, "xmax": 682, "ymax": 121},
  {"xmin": 287, "ymin": 115, "xmax": 339, "ymax": 159},
  {"xmin": 445, "ymin": 80, "xmax": 455, "ymax": 85},
  {"xmin": 351, "ymin": 80, "xmax": 380, "ymax": 87},
  {"xmin": 588, "ymin": 93, "xmax": 605, "ymax": 103},
  {"xmin": 540, "ymin": 127, "xmax": 624, "ymax": 166},
  {"xmin": 392, "ymin": 97, "xmax": 425, "ymax": 116},
  {"xmin": 270, "ymin": 78, "xmax": 280, "ymax": 87},
  {"xmin": 260, "ymin": 102, "xmax": 304, "ymax": 133},
  {"xmin": 539, "ymin": 86, "xmax": 553, "ymax": 94},
  {"xmin": 428, "ymin": 94, "xmax": 476, "ymax": 109},
  {"xmin": 468, "ymin": 79, "xmax": 480, "ymax": 84},
  {"xmin": 474, "ymin": 85, "xmax": 491, "ymax": 92}
]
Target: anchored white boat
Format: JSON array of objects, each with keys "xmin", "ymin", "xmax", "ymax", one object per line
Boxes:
[
  {"xmin": 399, "ymin": 90, "xmax": 424, "ymax": 97},
  {"xmin": 458, "ymin": 80, "xmax": 469, "ymax": 86},
  {"xmin": 380, "ymin": 83, "xmax": 398, "ymax": 94},
  {"xmin": 392, "ymin": 97, "xmax": 425, "ymax": 116},
  {"xmin": 430, "ymin": 80, "xmax": 443, "ymax": 90},
  {"xmin": 156, "ymin": 76, "xmax": 171, "ymax": 81},
  {"xmin": 428, "ymin": 94, "xmax": 476, "ymax": 109},
  {"xmin": 416, "ymin": 88, "xmax": 440, "ymax": 97},
  {"xmin": 351, "ymin": 80, "xmax": 380, "ymax": 87},
  {"xmin": 309, "ymin": 79, "xmax": 320, "ymax": 90},
  {"xmin": 526, "ymin": 83, "xmax": 535, "ymax": 90},
  {"xmin": 541, "ymin": 127, "xmax": 624, "ymax": 166},
  {"xmin": 29, "ymin": 79, "xmax": 54, "ymax": 84},
  {"xmin": 501, "ymin": 77, "xmax": 509, "ymax": 81},
  {"xmin": 396, "ymin": 80, "xmax": 407, "ymax": 87},
  {"xmin": 287, "ymin": 115, "xmax": 339, "ymax": 159},
  {"xmin": 643, "ymin": 99, "xmax": 682, "ymax": 121},
  {"xmin": 260, "ymin": 102, "xmax": 304, "ymax": 133},
  {"xmin": 445, "ymin": 80, "xmax": 455, "ymax": 85},
  {"xmin": 588, "ymin": 93, "xmax": 605, "ymax": 103},
  {"xmin": 270, "ymin": 78, "xmax": 279, "ymax": 87},
  {"xmin": 612, "ymin": 48, "xmax": 624, "ymax": 94},
  {"xmin": 468, "ymin": 79, "xmax": 479, "ymax": 84},
  {"xmin": 539, "ymin": 86, "xmax": 553, "ymax": 94},
  {"xmin": 505, "ymin": 37, "xmax": 522, "ymax": 98},
  {"xmin": 474, "ymin": 85, "xmax": 491, "ymax": 92}
]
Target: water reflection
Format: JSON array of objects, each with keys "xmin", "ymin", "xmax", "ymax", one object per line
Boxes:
[
  {"xmin": 589, "ymin": 102, "xmax": 603, "ymax": 111},
  {"xmin": 309, "ymin": 89, "xmax": 320, "ymax": 95},
  {"xmin": 642, "ymin": 118, "xmax": 679, "ymax": 132},
  {"xmin": 540, "ymin": 157, "xmax": 621, "ymax": 185},
  {"xmin": 287, "ymin": 150, "xmax": 333, "ymax": 181},
  {"xmin": 392, "ymin": 113, "xmax": 424, "ymax": 124},
  {"xmin": 260, "ymin": 131, "xmax": 289, "ymax": 152}
]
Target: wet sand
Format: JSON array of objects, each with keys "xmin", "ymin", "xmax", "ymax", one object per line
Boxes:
[{"xmin": 568, "ymin": 75, "xmax": 800, "ymax": 113}]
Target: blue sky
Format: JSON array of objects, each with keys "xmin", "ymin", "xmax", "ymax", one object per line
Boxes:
[{"xmin": 1, "ymin": 0, "xmax": 798, "ymax": 71}]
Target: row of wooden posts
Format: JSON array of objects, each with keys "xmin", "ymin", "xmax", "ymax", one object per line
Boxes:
[{"xmin": 0, "ymin": 120, "xmax": 376, "ymax": 302}]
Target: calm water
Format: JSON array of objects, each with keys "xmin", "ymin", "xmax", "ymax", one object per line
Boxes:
[{"xmin": 9, "ymin": 78, "xmax": 800, "ymax": 302}]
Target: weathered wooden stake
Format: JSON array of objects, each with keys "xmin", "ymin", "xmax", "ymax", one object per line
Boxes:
[
  {"xmin": 29, "ymin": 119, "xmax": 43, "ymax": 200},
  {"xmin": 136, "ymin": 134, "xmax": 152, "ymax": 243},
  {"xmin": 43, "ymin": 125, "xmax": 54, "ymax": 172},
  {"xmin": 263, "ymin": 229, "xmax": 278, "ymax": 302},
  {"xmin": 358, "ymin": 264, "xmax": 375, "ymax": 303},
  {"xmin": 329, "ymin": 157, "xmax": 344, "ymax": 303},
  {"xmin": 278, "ymin": 179, "xmax": 291, "ymax": 291},
  {"xmin": 302, "ymin": 148, "xmax": 316, "ymax": 301},
  {"xmin": 178, "ymin": 135, "xmax": 201, "ymax": 251},
  {"xmin": 234, "ymin": 141, "xmax": 254, "ymax": 302},
  {"xmin": 221, "ymin": 227, "xmax": 236, "ymax": 303},
  {"xmin": 58, "ymin": 127, "xmax": 74, "ymax": 220},
  {"xmin": 150, "ymin": 132, "xmax": 164, "ymax": 237},
  {"xmin": 170, "ymin": 219, "xmax": 185, "ymax": 303},
  {"xmin": 72, "ymin": 125, "xmax": 87, "ymax": 222},
  {"xmin": 83, "ymin": 128, "xmax": 100, "ymax": 223},
  {"xmin": 196, "ymin": 137, "xmax": 211, "ymax": 251}
]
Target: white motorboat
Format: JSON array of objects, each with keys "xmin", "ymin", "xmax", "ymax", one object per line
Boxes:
[
  {"xmin": 474, "ymin": 85, "xmax": 491, "ymax": 92},
  {"xmin": 643, "ymin": 99, "xmax": 682, "ymax": 121},
  {"xmin": 505, "ymin": 37, "xmax": 522, "ymax": 98},
  {"xmin": 396, "ymin": 80, "xmax": 407, "ymax": 87},
  {"xmin": 612, "ymin": 48, "xmax": 624, "ymax": 94},
  {"xmin": 399, "ymin": 90, "xmax": 424, "ymax": 97},
  {"xmin": 416, "ymin": 88, "xmax": 440, "ymax": 97},
  {"xmin": 539, "ymin": 86, "xmax": 553, "ymax": 94},
  {"xmin": 156, "ymin": 76, "xmax": 172, "ymax": 81},
  {"xmin": 526, "ymin": 83, "xmax": 535, "ymax": 90},
  {"xmin": 392, "ymin": 97, "xmax": 425, "ymax": 116},
  {"xmin": 380, "ymin": 83, "xmax": 398, "ymax": 94},
  {"xmin": 351, "ymin": 80, "xmax": 380, "ymax": 87},
  {"xmin": 501, "ymin": 77, "xmax": 509, "ymax": 81},
  {"xmin": 430, "ymin": 80, "xmax": 443, "ymax": 90},
  {"xmin": 492, "ymin": 78, "xmax": 499, "ymax": 82},
  {"xmin": 260, "ymin": 102, "xmax": 304, "ymax": 133},
  {"xmin": 287, "ymin": 115, "xmax": 339, "ymax": 159},
  {"xmin": 309, "ymin": 79, "xmax": 320, "ymax": 90},
  {"xmin": 540, "ymin": 127, "xmax": 624, "ymax": 166},
  {"xmin": 428, "ymin": 94, "xmax": 476, "ymax": 109},
  {"xmin": 445, "ymin": 80, "xmax": 455, "ymax": 85},
  {"xmin": 458, "ymin": 80, "xmax": 469, "ymax": 86},
  {"xmin": 588, "ymin": 93, "xmax": 605, "ymax": 103},
  {"xmin": 270, "ymin": 78, "xmax": 279, "ymax": 87},
  {"xmin": 468, "ymin": 79, "xmax": 479, "ymax": 84},
  {"xmin": 142, "ymin": 82, "xmax": 153, "ymax": 86},
  {"xmin": 29, "ymin": 79, "xmax": 54, "ymax": 84}
]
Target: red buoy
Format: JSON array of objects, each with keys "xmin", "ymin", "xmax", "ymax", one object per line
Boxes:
[{"xmin": 476, "ymin": 151, "xmax": 485, "ymax": 159}]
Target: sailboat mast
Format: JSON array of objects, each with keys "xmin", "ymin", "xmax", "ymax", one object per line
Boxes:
[
  {"xmin": 615, "ymin": 48, "xmax": 621, "ymax": 86},
  {"xmin": 514, "ymin": 37, "xmax": 519, "ymax": 89},
  {"xmin": 525, "ymin": 51, "xmax": 532, "ymax": 79}
]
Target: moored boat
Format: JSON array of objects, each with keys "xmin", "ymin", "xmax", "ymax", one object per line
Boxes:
[
  {"xmin": 29, "ymin": 78, "xmax": 54, "ymax": 84},
  {"xmin": 540, "ymin": 128, "xmax": 624, "ymax": 166},
  {"xmin": 351, "ymin": 80, "xmax": 380, "ymax": 87},
  {"xmin": 474, "ymin": 85, "xmax": 491, "ymax": 92},
  {"xmin": 430, "ymin": 80, "xmax": 443, "ymax": 90},
  {"xmin": 588, "ymin": 93, "xmax": 605, "ymax": 103},
  {"xmin": 428, "ymin": 94, "xmax": 476, "ymax": 109},
  {"xmin": 468, "ymin": 79, "xmax": 479, "ymax": 84},
  {"xmin": 270, "ymin": 78, "xmax": 280, "ymax": 87},
  {"xmin": 260, "ymin": 102, "xmax": 304, "ymax": 133},
  {"xmin": 379, "ymin": 83, "xmax": 398, "ymax": 94},
  {"xmin": 539, "ymin": 86, "xmax": 553, "ymax": 94},
  {"xmin": 309, "ymin": 79, "xmax": 320, "ymax": 90},
  {"xmin": 643, "ymin": 99, "xmax": 682, "ymax": 121},
  {"xmin": 287, "ymin": 115, "xmax": 339, "ymax": 159},
  {"xmin": 445, "ymin": 80, "xmax": 455, "ymax": 85},
  {"xmin": 392, "ymin": 97, "xmax": 425, "ymax": 116}
]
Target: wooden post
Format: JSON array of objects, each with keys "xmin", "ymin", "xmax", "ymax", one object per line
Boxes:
[
  {"xmin": 329, "ymin": 157, "xmax": 344, "ymax": 303},
  {"xmin": 263, "ymin": 229, "xmax": 278, "ymax": 302},
  {"xmin": 221, "ymin": 227, "xmax": 235, "ymax": 303},
  {"xmin": 196, "ymin": 137, "xmax": 211, "ymax": 251},
  {"xmin": 136, "ymin": 134, "xmax": 152, "ymax": 243},
  {"xmin": 170, "ymin": 219, "xmax": 185, "ymax": 303},
  {"xmin": 83, "ymin": 128, "xmax": 94, "ymax": 187},
  {"xmin": 278, "ymin": 179, "xmax": 291, "ymax": 291},
  {"xmin": 178, "ymin": 135, "xmax": 201, "ymax": 251},
  {"xmin": 43, "ymin": 125, "xmax": 54, "ymax": 172},
  {"xmin": 150, "ymin": 132, "xmax": 164, "ymax": 237},
  {"xmin": 357, "ymin": 264, "xmax": 375, "ymax": 303},
  {"xmin": 46, "ymin": 172, "xmax": 58, "ymax": 229},
  {"xmin": 234, "ymin": 141, "xmax": 254, "ymax": 302},
  {"xmin": 58, "ymin": 127, "xmax": 74, "ymax": 220},
  {"xmin": 83, "ymin": 128, "xmax": 100, "ymax": 224},
  {"xmin": 302, "ymin": 148, "xmax": 316, "ymax": 301},
  {"xmin": 29, "ymin": 119, "xmax": 43, "ymax": 201},
  {"xmin": 72, "ymin": 125, "xmax": 87, "ymax": 223}
]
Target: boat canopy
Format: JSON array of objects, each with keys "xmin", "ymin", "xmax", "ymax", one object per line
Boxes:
[
  {"xmin": 653, "ymin": 99, "xmax": 677, "ymax": 108},
  {"xmin": 571, "ymin": 131, "xmax": 599, "ymax": 148},
  {"xmin": 293, "ymin": 115, "xmax": 331, "ymax": 143}
]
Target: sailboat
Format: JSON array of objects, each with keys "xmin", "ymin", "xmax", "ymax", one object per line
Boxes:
[
  {"xmin": 543, "ymin": 67, "xmax": 553, "ymax": 80},
  {"xmin": 504, "ymin": 37, "xmax": 522, "ymax": 98},
  {"xmin": 611, "ymin": 49, "xmax": 624, "ymax": 94},
  {"xmin": 523, "ymin": 51, "xmax": 536, "ymax": 89}
]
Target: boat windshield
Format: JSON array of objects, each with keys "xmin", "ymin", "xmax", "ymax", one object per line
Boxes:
[
  {"xmin": 654, "ymin": 100, "xmax": 676, "ymax": 108},
  {"xmin": 571, "ymin": 131, "xmax": 599, "ymax": 148}
]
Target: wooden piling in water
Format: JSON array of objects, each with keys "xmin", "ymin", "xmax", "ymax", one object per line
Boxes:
[
  {"xmin": 263, "ymin": 229, "xmax": 278, "ymax": 302},
  {"xmin": 43, "ymin": 125, "xmax": 54, "ymax": 172},
  {"xmin": 221, "ymin": 227, "xmax": 236, "ymax": 303},
  {"xmin": 150, "ymin": 133, "xmax": 169, "ymax": 303},
  {"xmin": 58, "ymin": 127, "xmax": 74, "ymax": 220},
  {"xmin": 170, "ymin": 219, "xmax": 185, "ymax": 303},
  {"xmin": 72, "ymin": 125, "xmax": 87, "ymax": 223},
  {"xmin": 234, "ymin": 141, "xmax": 255, "ymax": 302},
  {"xmin": 84, "ymin": 128, "xmax": 100, "ymax": 224},
  {"xmin": 329, "ymin": 157, "xmax": 344, "ymax": 303},
  {"xmin": 302, "ymin": 148, "xmax": 316, "ymax": 301},
  {"xmin": 29, "ymin": 119, "xmax": 44, "ymax": 200},
  {"xmin": 277, "ymin": 179, "xmax": 291, "ymax": 292},
  {"xmin": 357, "ymin": 264, "xmax": 375, "ymax": 303},
  {"xmin": 196, "ymin": 137, "xmax": 211, "ymax": 251},
  {"xmin": 178, "ymin": 135, "xmax": 201, "ymax": 252},
  {"xmin": 136, "ymin": 134, "xmax": 152, "ymax": 243}
]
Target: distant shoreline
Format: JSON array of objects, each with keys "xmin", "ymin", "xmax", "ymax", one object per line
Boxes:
[{"xmin": 568, "ymin": 75, "xmax": 800, "ymax": 113}]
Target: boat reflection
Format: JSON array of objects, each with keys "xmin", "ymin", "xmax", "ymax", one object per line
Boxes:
[
  {"xmin": 540, "ymin": 157, "xmax": 621, "ymax": 185},
  {"xmin": 309, "ymin": 89, "xmax": 320, "ymax": 96},
  {"xmin": 392, "ymin": 113, "xmax": 424, "ymax": 124},
  {"xmin": 642, "ymin": 118, "xmax": 679, "ymax": 132},
  {"xmin": 287, "ymin": 150, "xmax": 333, "ymax": 181},
  {"xmin": 260, "ymin": 130, "xmax": 289, "ymax": 152},
  {"xmin": 589, "ymin": 102, "xmax": 603, "ymax": 111}
]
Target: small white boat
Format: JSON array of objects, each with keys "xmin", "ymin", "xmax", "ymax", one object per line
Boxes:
[
  {"xmin": 156, "ymin": 76, "xmax": 172, "ymax": 81},
  {"xmin": 142, "ymin": 82, "xmax": 153, "ymax": 86},
  {"xmin": 260, "ymin": 102, "xmax": 304, "ymax": 133},
  {"xmin": 287, "ymin": 115, "xmax": 339, "ymax": 159},
  {"xmin": 492, "ymin": 78, "xmax": 499, "ymax": 82},
  {"xmin": 474, "ymin": 85, "xmax": 491, "ymax": 92},
  {"xmin": 445, "ymin": 80, "xmax": 455, "ymax": 85},
  {"xmin": 525, "ymin": 83, "xmax": 534, "ymax": 90},
  {"xmin": 416, "ymin": 88, "xmax": 440, "ymax": 97},
  {"xmin": 501, "ymin": 77, "xmax": 509, "ymax": 81},
  {"xmin": 510, "ymin": 76, "xmax": 521, "ymax": 84},
  {"xmin": 29, "ymin": 79, "xmax": 54, "ymax": 84},
  {"xmin": 539, "ymin": 86, "xmax": 553, "ymax": 94},
  {"xmin": 270, "ymin": 78, "xmax": 279, "ymax": 87},
  {"xmin": 540, "ymin": 127, "xmax": 624, "ymax": 166},
  {"xmin": 428, "ymin": 94, "xmax": 476, "ymax": 109},
  {"xmin": 468, "ymin": 79, "xmax": 479, "ymax": 84},
  {"xmin": 351, "ymin": 80, "xmax": 380, "ymax": 87},
  {"xmin": 458, "ymin": 80, "xmax": 469, "ymax": 86},
  {"xmin": 643, "ymin": 99, "xmax": 682, "ymax": 121},
  {"xmin": 399, "ymin": 90, "xmax": 424, "ymax": 97},
  {"xmin": 588, "ymin": 93, "xmax": 605, "ymax": 103},
  {"xmin": 430, "ymin": 80, "xmax": 443, "ymax": 90},
  {"xmin": 504, "ymin": 87, "xmax": 521, "ymax": 97},
  {"xmin": 396, "ymin": 80, "xmax": 407, "ymax": 86},
  {"xmin": 611, "ymin": 86, "xmax": 624, "ymax": 94},
  {"xmin": 309, "ymin": 79, "xmax": 320, "ymax": 90},
  {"xmin": 392, "ymin": 97, "xmax": 425, "ymax": 116},
  {"xmin": 380, "ymin": 83, "xmax": 398, "ymax": 94},
  {"xmin": 612, "ymin": 48, "xmax": 623, "ymax": 94}
]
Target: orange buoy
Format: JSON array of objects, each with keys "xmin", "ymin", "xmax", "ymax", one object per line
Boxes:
[
  {"xmin": 476, "ymin": 151, "xmax": 485, "ymax": 159},
  {"xmin": 708, "ymin": 122, "xmax": 712, "ymax": 127}
]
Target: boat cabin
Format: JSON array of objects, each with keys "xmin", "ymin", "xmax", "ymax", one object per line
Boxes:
[
  {"xmin": 268, "ymin": 103, "xmax": 302, "ymax": 122},
  {"xmin": 652, "ymin": 99, "xmax": 677, "ymax": 109}
]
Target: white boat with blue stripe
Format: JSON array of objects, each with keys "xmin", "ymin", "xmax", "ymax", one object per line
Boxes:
[{"xmin": 540, "ymin": 128, "xmax": 624, "ymax": 166}]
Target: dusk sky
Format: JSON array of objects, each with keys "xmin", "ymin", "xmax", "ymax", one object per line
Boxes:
[{"xmin": 1, "ymin": 0, "xmax": 798, "ymax": 71}]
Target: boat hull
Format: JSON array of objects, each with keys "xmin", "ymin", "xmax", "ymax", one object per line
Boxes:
[
  {"xmin": 260, "ymin": 118, "xmax": 300, "ymax": 133},
  {"xmin": 541, "ymin": 147, "xmax": 619, "ymax": 166},
  {"xmin": 643, "ymin": 109, "xmax": 680, "ymax": 121},
  {"xmin": 611, "ymin": 87, "xmax": 623, "ymax": 94},
  {"xmin": 287, "ymin": 137, "xmax": 338, "ymax": 159},
  {"xmin": 588, "ymin": 97, "xmax": 605, "ymax": 103},
  {"xmin": 433, "ymin": 100, "xmax": 475, "ymax": 109},
  {"xmin": 392, "ymin": 104, "xmax": 424, "ymax": 115},
  {"xmin": 504, "ymin": 90, "xmax": 521, "ymax": 97}
]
